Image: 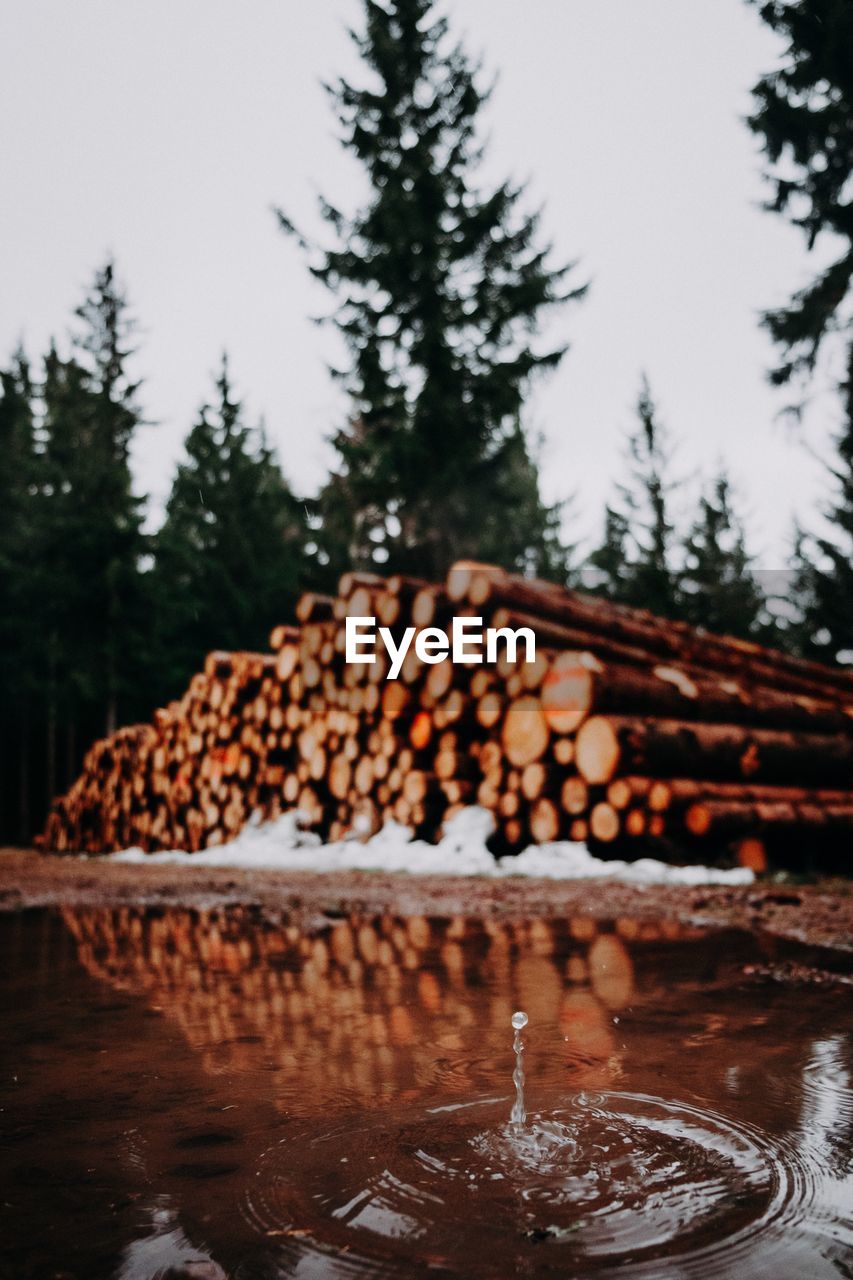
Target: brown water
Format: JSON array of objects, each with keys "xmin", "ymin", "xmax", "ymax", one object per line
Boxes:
[{"xmin": 0, "ymin": 907, "xmax": 851, "ymax": 1279}]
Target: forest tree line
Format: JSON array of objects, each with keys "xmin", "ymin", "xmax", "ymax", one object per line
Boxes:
[{"xmin": 2, "ymin": 0, "xmax": 852, "ymax": 843}]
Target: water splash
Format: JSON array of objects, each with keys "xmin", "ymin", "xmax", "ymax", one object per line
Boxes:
[{"xmin": 510, "ymin": 1011, "xmax": 528, "ymax": 1128}]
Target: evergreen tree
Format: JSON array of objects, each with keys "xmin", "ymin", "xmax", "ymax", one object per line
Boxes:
[
  {"xmin": 748, "ymin": 0, "xmax": 853, "ymax": 659},
  {"xmin": 279, "ymin": 0, "xmax": 584, "ymax": 581},
  {"xmin": 152, "ymin": 357, "xmax": 307, "ymax": 699},
  {"xmin": 680, "ymin": 471, "xmax": 769, "ymax": 638},
  {"xmin": 791, "ymin": 349, "xmax": 853, "ymax": 661},
  {"xmin": 34, "ymin": 346, "xmax": 99, "ymax": 800},
  {"xmin": 2, "ymin": 261, "xmax": 151, "ymax": 839},
  {"xmin": 0, "ymin": 348, "xmax": 36, "ymax": 642},
  {"xmin": 584, "ymin": 505, "xmax": 630, "ymax": 599},
  {"xmin": 747, "ymin": 0, "xmax": 853, "ymax": 396},
  {"xmin": 69, "ymin": 261, "xmax": 149, "ymax": 734},
  {"xmin": 0, "ymin": 349, "xmax": 38, "ymax": 841},
  {"xmin": 588, "ymin": 379, "xmax": 681, "ymax": 617}
]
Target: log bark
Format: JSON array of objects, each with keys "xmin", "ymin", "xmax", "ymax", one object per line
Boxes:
[
  {"xmin": 646, "ymin": 777, "xmax": 853, "ymax": 812},
  {"xmin": 685, "ymin": 798, "xmax": 853, "ymax": 838},
  {"xmin": 43, "ymin": 559, "xmax": 853, "ymax": 867},
  {"xmin": 576, "ymin": 714, "xmax": 853, "ymax": 787},
  {"xmin": 462, "ymin": 565, "xmax": 853, "ymax": 698},
  {"xmin": 542, "ymin": 651, "xmax": 853, "ymax": 735}
]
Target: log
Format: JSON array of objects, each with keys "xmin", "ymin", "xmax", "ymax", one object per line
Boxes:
[
  {"xmin": 520, "ymin": 761, "xmax": 560, "ymax": 801},
  {"xmin": 646, "ymin": 777, "xmax": 853, "ymax": 812},
  {"xmin": 491, "ymin": 608, "xmax": 663, "ymax": 668},
  {"xmin": 552, "ymin": 736, "xmax": 574, "ymax": 766},
  {"xmin": 463, "ymin": 565, "xmax": 853, "ymax": 699},
  {"xmin": 529, "ymin": 797, "xmax": 560, "ymax": 843},
  {"xmin": 296, "ymin": 593, "xmax": 336, "ymax": 624},
  {"xmin": 44, "ymin": 555, "xmax": 853, "ymax": 870},
  {"xmin": 541, "ymin": 651, "xmax": 853, "ymax": 735},
  {"xmin": 502, "ymin": 696, "xmax": 550, "ymax": 767},
  {"xmin": 685, "ymin": 798, "xmax": 853, "ymax": 839},
  {"xmin": 589, "ymin": 802, "xmax": 620, "ymax": 842},
  {"xmin": 576, "ymin": 715, "xmax": 853, "ymax": 787},
  {"xmin": 561, "ymin": 776, "xmax": 589, "ymax": 816}
]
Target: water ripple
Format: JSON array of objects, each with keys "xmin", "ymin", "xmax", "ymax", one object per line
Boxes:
[{"xmin": 240, "ymin": 1090, "xmax": 827, "ymax": 1277}]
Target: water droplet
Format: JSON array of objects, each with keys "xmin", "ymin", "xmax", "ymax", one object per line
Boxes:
[{"xmin": 511, "ymin": 1011, "xmax": 528, "ymax": 1030}]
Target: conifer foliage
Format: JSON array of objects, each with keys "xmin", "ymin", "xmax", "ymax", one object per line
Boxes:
[
  {"xmin": 588, "ymin": 384, "xmax": 770, "ymax": 638},
  {"xmin": 680, "ymin": 472, "xmax": 769, "ymax": 640},
  {"xmin": 589, "ymin": 379, "xmax": 681, "ymax": 619},
  {"xmin": 151, "ymin": 357, "xmax": 307, "ymax": 700},
  {"xmin": 747, "ymin": 0, "xmax": 853, "ymax": 394},
  {"xmin": 792, "ymin": 350, "xmax": 853, "ymax": 661},
  {"xmin": 0, "ymin": 263, "xmax": 149, "ymax": 839},
  {"xmin": 0, "ymin": 271, "xmax": 308, "ymax": 843},
  {"xmin": 279, "ymin": 0, "xmax": 584, "ymax": 580},
  {"xmin": 0, "ymin": 351, "xmax": 38, "ymax": 841},
  {"xmin": 749, "ymin": 0, "xmax": 853, "ymax": 660}
]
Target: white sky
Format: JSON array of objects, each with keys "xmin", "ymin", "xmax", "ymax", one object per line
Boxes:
[{"xmin": 1, "ymin": 0, "xmax": 844, "ymax": 566}]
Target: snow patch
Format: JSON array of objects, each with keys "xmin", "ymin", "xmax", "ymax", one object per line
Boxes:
[{"xmin": 110, "ymin": 806, "xmax": 754, "ymax": 886}]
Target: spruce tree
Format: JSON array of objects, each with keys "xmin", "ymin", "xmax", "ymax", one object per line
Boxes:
[
  {"xmin": 152, "ymin": 357, "xmax": 307, "ymax": 699},
  {"xmin": 278, "ymin": 0, "xmax": 584, "ymax": 581},
  {"xmin": 588, "ymin": 379, "xmax": 681, "ymax": 618},
  {"xmin": 749, "ymin": 0, "xmax": 853, "ymax": 659},
  {"xmin": 680, "ymin": 471, "xmax": 769, "ymax": 639}
]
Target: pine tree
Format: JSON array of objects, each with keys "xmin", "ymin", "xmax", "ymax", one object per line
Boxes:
[
  {"xmin": 278, "ymin": 0, "xmax": 584, "ymax": 581},
  {"xmin": 588, "ymin": 379, "xmax": 681, "ymax": 617},
  {"xmin": 152, "ymin": 357, "xmax": 308, "ymax": 699},
  {"xmin": 748, "ymin": 0, "xmax": 853, "ymax": 660},
  {"xmin": 680, "ymin": 471, "xmax": 769, "ymax": 639}
]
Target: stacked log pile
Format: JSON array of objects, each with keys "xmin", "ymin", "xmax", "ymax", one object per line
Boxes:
[{"xmin": 42, "ymin": 561, "xmax": 853, "ymax": 871}]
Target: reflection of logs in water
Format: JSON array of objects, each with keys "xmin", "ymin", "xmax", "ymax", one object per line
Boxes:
[{"xmin": 60, "ymin": 906, "xmax": 753, "ymax": 1109}]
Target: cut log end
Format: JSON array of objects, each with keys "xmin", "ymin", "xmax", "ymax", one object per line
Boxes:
[
  {"xmin": 575, "ymin": 716, "xmax": 621, "ymax": 784},
  {"xmin": 541, "ymin": 654, "xmax": 594, "ymax": 734},
  {"xmin": 502, "ymin": 695, "xmax": 550, "ymax": 768},
  {"xmin": 734, "ymin": 837, "xmax": 768, "ymax": 873},
  {"xmin": 589, "ymin": 802, "xmax": 620, "ymax": 843}
]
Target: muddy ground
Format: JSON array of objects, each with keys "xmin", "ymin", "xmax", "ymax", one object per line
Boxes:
[{"xmin": 1, "ymin": 847, "xmax": 851, "ymax": 953}]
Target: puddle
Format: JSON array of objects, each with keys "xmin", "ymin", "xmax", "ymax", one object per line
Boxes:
[{"xmin": 0, "ymin": 907, "xmax": 851, "ymax": 1277}]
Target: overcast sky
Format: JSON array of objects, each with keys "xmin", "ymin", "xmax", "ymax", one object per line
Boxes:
[{"xmin": 1, "ymin": 0, "xmax": 843, "ymax": 565}]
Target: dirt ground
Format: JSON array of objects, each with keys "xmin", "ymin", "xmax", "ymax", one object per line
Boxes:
[{"xmin": 1, "ymin": 847, "xmax": 851, "ymax": 953}]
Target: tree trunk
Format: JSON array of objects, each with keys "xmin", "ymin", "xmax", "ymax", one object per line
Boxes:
[
  {"xmin": 458, "ymin": 563, "xmax": 853, "ymax": 698},
  {"xmin": 541, "ymin": 650, "xmax": 853, "ymax": 735},
  {"xmin": 575, "ymin": 714, "xmax": 853, "ymax": 787}
]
